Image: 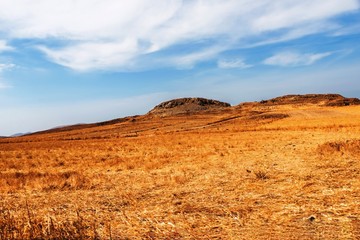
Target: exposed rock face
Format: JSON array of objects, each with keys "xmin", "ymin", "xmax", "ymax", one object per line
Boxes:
[
  {"xmin": 149, "ymin": 97, "xmax": 231, "ymax": 116},
  {"xmin": 259, "ymin": 94, "xmax": 360, "ymax": 106}
]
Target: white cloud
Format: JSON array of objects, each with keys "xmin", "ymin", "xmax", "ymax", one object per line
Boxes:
[
  {"xmin": 0, "ymin": 82, "xmax": 12, "ymax": 89},
  {"xmin": 263, "ymin": 51, "xmax": 332, "ymax": 67},
  {"xmin": 38, "ymin": 39, "xmax": 140, "ymax": 71},
  {"xmin": 0, "ymin": 77, "xmax": 11, "ymax": 89},
  {"xmin": 0, "ymin": 81, "xmax": 6, "ymax": 89},
  {"xmin": 0, "ymin": 63, "xmax": 15, "ymax": 89},
  {"xmin": 245, "ymin": 21, "xmax": 340, "ymax": 49},
  {"xmin": 0, "ymin": 40, "xmax": 13, "ymax": 52},
  {"xmin": 165, "ymin": 46, "xmax": 226, "ymax": 70},
  {"xmin": 0, "ymin": 63, "xmax": 15, "ymax": 72},
  {"xmin": 217, "ymin": 58, "xmax": 252, "ymax": 69},
  {"xmin": 251, "ymin": 0, "xmax": 358, "ymax": 32},
  {"xmin": 0, "ymin": 0, "xmax": 358, "ymax": 71},
  {"xmin": 331, "ymin": 23, "xmax": 360, "ymax": 36},
  {"xmin": 0, "ymin": 41, "xmax": 15, "ymax": 89}
]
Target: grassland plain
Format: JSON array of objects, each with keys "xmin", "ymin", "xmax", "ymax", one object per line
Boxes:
[{"xmin": 0, "ymin": 99, "xmax": 360, "ymax": 239}]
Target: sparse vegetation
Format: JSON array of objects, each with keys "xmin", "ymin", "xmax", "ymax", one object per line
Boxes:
[
  {"xmin": 1, "ymin": 96, "xmax": 360, "ymax": 239},
  {"xmin": 254, "ymin": 170, "xmax": 269, "ymax": 180},
  {"xmin": 0, "ymin": 204, "xmax": 103, "ymax": 239}
]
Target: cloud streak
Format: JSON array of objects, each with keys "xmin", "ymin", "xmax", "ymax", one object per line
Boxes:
[
  {"xmin": 0, "ymin": 0, "xmax": 358, "ymax": 71},
  {"xmin": 0, "ymin": 63, "xmax": 15, "ymax": 89},
  {"xmin": 0, "ymin": 40, "xmax": 13, "ymax": 52},
  {"xmin": 217, "ymin": 58, "xmax": 252, "ymax": 69},
  {"xmin": 263, "ymin": 51, "xmax": 332, "ymax": 67},
  {"xmin": 0, "ymin": 63, "xmax": 15, "ymax": 72},
  {"xmin": 0, "ymin": 81, "xmax": 7, "ymax": 89}
]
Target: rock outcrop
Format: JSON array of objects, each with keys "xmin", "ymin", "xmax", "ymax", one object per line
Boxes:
[
  {"xmin": 149, "ymin": 97, "xmax": 231, "ymax": 116},
  {"xmin": 259, "ymin": 94, "xmax": 360, "ymax": 106}
]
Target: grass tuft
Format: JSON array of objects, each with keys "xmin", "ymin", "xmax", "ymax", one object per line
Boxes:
[{"xmin": 254, "ymin": 170, "xmax": 269, "ymax": 180}]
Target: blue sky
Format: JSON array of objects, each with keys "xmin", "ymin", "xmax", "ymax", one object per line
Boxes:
[{"xmin": 0, "ymin": 0, "xmax": 360, "ymax": 136}]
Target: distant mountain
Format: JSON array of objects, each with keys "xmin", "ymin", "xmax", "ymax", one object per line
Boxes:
[
  {"xmin": 10, "ymin": 132, "xmax": 32, "ymax": 137},
  {"xmin": 28, "ymin": 116, "xmax": 138, "ymax": 136}
]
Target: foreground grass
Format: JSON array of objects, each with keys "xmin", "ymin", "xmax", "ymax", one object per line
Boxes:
[{"xmin": 0, "ymin": 105, "xmax": 360, "ymax": 239}]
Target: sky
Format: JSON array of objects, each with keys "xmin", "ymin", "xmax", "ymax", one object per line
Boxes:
[{"xmin": 0, "ymin": 0, "xmax": 360, "ymax": 136}]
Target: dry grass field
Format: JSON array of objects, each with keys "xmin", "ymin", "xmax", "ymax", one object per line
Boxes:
[{"xmin": 1, "ymin": 95, "xmax": 360, "ymax": 239}]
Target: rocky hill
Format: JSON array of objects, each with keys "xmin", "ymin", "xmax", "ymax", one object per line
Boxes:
[
  {"xmin": 148, "ymin": 97, "xmax": 231, "ymax": 116},
  {"xmin": 258, "ymin": 94, "xmax": 360, "ymax": 106},
  {"xmin": 12, "ymin": 94, "xmax": 360, "ymax": 137}
]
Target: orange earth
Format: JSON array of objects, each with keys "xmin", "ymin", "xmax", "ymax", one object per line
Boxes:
[{"xmin": 0, "ymin": 94, "xmax": 360, "ymax": 239}]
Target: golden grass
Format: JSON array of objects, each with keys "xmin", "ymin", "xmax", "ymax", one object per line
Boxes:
[{"xmin": 0, "ymin": 104, "xmax": 360, "ymax": 239}]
